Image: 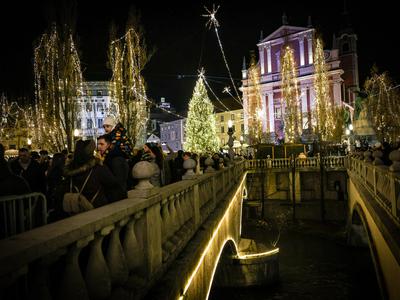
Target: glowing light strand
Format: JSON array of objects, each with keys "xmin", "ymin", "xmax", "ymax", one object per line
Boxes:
[
  {"xmin": 281, "ymin": 46, "xmax": 302, "ymax": 143},
  {"xmin": 203, "ymin": 5, "xmax": 242, "ymax": 105}
]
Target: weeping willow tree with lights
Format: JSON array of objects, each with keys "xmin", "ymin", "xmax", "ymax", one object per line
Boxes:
[
  {"xmin": 34, "ymin": 24, "xmax": 83, "ymax": 152},
  {"xmin": 246, "ymin": 52, "xmax": 263, "ymax": 144},
  {"xmin": 108, "ymin": 9, "xmax": 151, "ymax": 146},
  {"xmin": 281, "ymin": 46, "xmax": 302, "ymax": 143},
  {"xmin": 0, "ymin": 95, "xmax": 21, "ymax": 142},
  {"xmin": 364, "ymin": 67, "xmax": 400, "ymax": 142},
  {"xmin": 313, "ymin": 37, "xmax": 341, "ymax": 141},
  {"xmin": 184, "ymin": 76, "xmax": 219, "ymax": 154}
]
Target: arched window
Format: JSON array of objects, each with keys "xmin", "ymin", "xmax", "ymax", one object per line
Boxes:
[{"xmin": 342, "ymin": 42, "xmax": 349, "ymax": 53}]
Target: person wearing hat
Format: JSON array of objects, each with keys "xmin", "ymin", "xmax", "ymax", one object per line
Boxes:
[{"xmin": 102, "ymin": 115, "xmax": 134, "ymax": 159}]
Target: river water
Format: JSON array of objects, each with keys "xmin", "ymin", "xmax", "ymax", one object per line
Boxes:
[{"xmin": 209, "ymin": 218, "xmax": 380, "ymax": 300}]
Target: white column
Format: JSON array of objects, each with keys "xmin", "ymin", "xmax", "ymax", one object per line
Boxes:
[
  {"xmin": 243, "ymin": 91, "xmax": 249, "ymax": 135},
  {"xmin": 300, "ymin": 86, "xmax": 308, "ymax": 129},
  {"xmin": 333, "ymin": 80, "xmax": 342, "ymax": 105},
  {"xmin": 299, "ymin": 38, "xmax": 305, "ymax": 66},
  {"xmin": 309, "ymin": 87, "xmax": 316, "ymax": 126},
  {"xmin": 267, "ymin": 45, "xmax": 272, "ymax": 73},
  {"xmin": 267, "ymin": 91, "xmax": 274, "ymax": 133},
  {"xmin": 307, "ymin": 36, "xmax": 313, "ymax": 64},
  {"xmin": 259, "ymin": 47, "xmax": 265, "ymax": 75},
  {"xmin": 261, "ymin": 93, "xmax": 267, "ymax": 132}
]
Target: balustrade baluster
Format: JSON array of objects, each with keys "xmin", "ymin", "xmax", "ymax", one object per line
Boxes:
[
  {"xmin": 123, "ymin": 213, "xmax": 144, "ymax": 274},
  {"xmin": 32, "ymin": 249, "xmax": 66, "ymax": 300},
  {"xmin": 160, "ymin": 199, "xmax": 176, "ymax": 261},
  {"xmin": 106, "ymin": 220, "xmax": 129, "ymax": 286},
  {"xmin": 85, "ymin": 227, "xmax": 113, "ymax": 300},
  {"xmin": 59, "ymin": 236, "xmax": 93, "ymax": 300}
]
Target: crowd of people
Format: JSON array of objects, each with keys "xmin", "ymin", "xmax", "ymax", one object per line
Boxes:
[{"xmin": 0, "ymin": 116, "xmax": 237, "ymax": 223}]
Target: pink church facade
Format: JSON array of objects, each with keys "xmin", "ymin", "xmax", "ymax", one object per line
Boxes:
[{"xmin": 242, "ymin": 23, "xmax": 358, "ymax": 141}]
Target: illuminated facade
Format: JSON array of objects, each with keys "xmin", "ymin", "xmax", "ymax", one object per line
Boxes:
[
  {"xmin": 242, "ymin": 20, "xmax": 358, "ymax": 140},
  {"xmin": 76, "ymin": 81, "xmax": 118, "ymax": 139}
]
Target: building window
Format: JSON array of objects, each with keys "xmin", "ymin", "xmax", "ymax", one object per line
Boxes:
[
  {"xmin": 86, "ymin": 103, "xmax": 92, "ymax": 112},
  {"xmin": 87, "ymin": 119, "xmax": 93, "ymax": 129},
  {"xmin": 97, "ymin": 103, "xmax": 103, "ymax": 112},
  {"xmin": 241, "ymin": 124, "xmax": 244, "ymax": 132},
  {"xmin": 220, "ymin": 115, "xmax": 224, "ymax": 122},
  {"xmin": 221, "ymin": 126, "xmax": 224, "ymax": 133},
  {"xmin": 241, "ymin": 113, "xmax": 244, "ymax": 119},
  {"xmin": 342, "ymin": 42, "xmax": 349, "ymax": 53},
  {"xmin": 97, "ymin": 91, "xmax": 102, "ymax": 97},
  {"xmin": 231, "ymin": 114, "xmax": 235, "ymax": 120},
  {"xmin": 275, "ymin": 51, "xmax": 281, "ymax": 72},
  {"xmin": 170, "ymin": 131, "xmax": 176, "ymax": 141},
  {"xmin": 97, "ymin": 119, "xmax": 103, "ymax": 128},
  {"xmin": 274, "ymin": 107, "xmax": 282, "ymax": 119}
]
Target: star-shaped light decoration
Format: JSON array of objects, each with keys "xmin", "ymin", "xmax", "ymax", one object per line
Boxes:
[{"xmin": 202, "ymin": 4, "xmax": 220, "ymax": 29}]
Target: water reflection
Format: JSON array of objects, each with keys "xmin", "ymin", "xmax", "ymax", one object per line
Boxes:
[{"xmin": 210, "ymin": 220, "xmax": 380, "ymax": 300}]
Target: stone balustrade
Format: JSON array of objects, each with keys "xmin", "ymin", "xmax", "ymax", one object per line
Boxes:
[
  {"xmin": 0, "ymin": 161, "xmax": 245, "ymax": 300},
  {"xmin": 348, "ymin": 156, "xmax": 400, "ymax": 223},
  {"xmin": 245, "ymin": 156, "xmax": 347, "ymax": 170}
]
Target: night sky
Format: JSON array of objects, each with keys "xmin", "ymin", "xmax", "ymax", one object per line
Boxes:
[{"xmin": 0, "ymin": 1, "xmax": 398, "ymax": 112}]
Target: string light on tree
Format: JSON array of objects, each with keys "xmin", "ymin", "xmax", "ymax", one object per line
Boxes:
[
  {"xmin": 109, "ymin": 9, "xmax": 150, "ymax": 146},
  {"xmin": 364, "ymin": 67, "xmax": 400, "ymax": 142},
  {"xmin": 313, "ymin": 37, "xmax": 336, "ymax": 141},
  {"xmin": 202, "ymin": 5, "xmax": 242, "ymax": 104},
  {"xmin": 281, "ymin": 45, "xmax": 302, "ymax": 143},
  {"xmin": 184, "ymin": 72, "xmax": 219, "ymax": 154},
  {"xmin": 34, "ymin": 24, "xmax": 83, "ymax": 152},
  {"xmin": 246, "ymin": 53, "xmax": 263, "ymax": 144}
]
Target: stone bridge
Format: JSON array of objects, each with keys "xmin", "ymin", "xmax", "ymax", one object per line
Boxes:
[
  {"xmin": 1, "ymin": 155, "xmax": 400, "ymax": 299},
  {"xmin": 0, "ymin": 161, "xmax": 278, "ymax": 300}
]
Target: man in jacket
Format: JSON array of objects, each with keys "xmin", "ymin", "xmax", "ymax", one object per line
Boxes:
[{"xmin": 97, "ymin": 134, "xmax": 129, "ymax": 193}]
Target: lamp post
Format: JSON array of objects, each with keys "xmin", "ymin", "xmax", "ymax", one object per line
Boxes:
[
  {"xmin": 227, "ymin": 120, "xmax": 235, "ymax": 159},
  {"xmin": 346, "ymin": 123, "xmax": 354, "ymax": 153}
]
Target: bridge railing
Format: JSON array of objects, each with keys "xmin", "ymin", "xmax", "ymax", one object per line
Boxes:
[
  {"xmin": 0, "ymin": 193, "xmax": 47, "ymax": 239},
  {"xmin": 348, "ymin": 157, "xmax": 400, "ymax": 223},
  {"xmin": 245, "ymin": 156, "xmax": 347, "ymax": 170},
  {"xmin": 0, "ymin": 161, "xmax": 245, "ymax": 300}
]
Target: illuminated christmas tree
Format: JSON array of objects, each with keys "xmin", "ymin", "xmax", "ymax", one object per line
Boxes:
[
  {"xmin": 281, "ymin": 46, "xmax": 302, "ymax": 143},
  {"xmin": 246, "ymin": 53, "xmax": 263, "ymax": 144},
  {"xmin": 184, "ymin": 75, "xmax": 219, "ymax": 154},
  {"xmin": 313, "ymin": 38, "xmax": 336, "ymax": 141}
]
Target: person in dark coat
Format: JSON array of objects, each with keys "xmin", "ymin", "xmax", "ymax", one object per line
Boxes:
[
  {"xmin": 0, "ymin": 144, "xmax": 30, "ymax": 196},
  {"xmin": 9, "ymin": 148, "xmax": 46, "ymax": 193},
  {"xmin": 46, "ymin": 153, "xmax": 66, "ymax": 211},
  {"xmin": 54, "ymin": 140, "xmax": 126, "ymax": 219},
  {"xmin": 97, "ymin": 134, "xmax": 129, "ymax": 193}
]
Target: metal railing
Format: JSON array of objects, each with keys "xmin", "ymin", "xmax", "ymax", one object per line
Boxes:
[{"xmin": 0, "ymin": 192, "xmax": 47, "ymax": 238}]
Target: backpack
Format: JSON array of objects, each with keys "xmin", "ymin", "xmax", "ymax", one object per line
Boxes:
[{"xmin": 63, "ymin": 169, "xmax": 100, "ymax": 214}]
